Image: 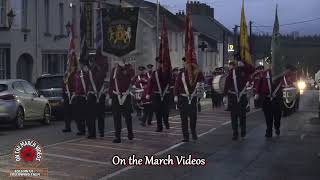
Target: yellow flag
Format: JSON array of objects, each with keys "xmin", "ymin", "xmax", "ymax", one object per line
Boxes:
[{"xmin": 239, "ymin": 0, "xmax": 252, "ymax": 65}]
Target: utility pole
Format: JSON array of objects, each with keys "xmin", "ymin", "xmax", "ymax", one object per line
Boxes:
[
  {"xmin": 249, "ymin": 21, "xmax": 253, "ymax": 59},
  {"xmin": 233, "ymin": 25, "xmax": 239, "ymax": 56},
  {"xmin": 249, "ymin": 21, "xmax": 253, "ymax": 37}
]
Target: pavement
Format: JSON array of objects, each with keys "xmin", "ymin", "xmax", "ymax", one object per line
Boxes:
[{"xmin": 0, "ymin": 91, "xmax": 319, "ymax": 180}]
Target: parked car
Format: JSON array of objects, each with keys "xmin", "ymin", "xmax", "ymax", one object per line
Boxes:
[
  {"xmin": 35, "ymin": 74, "xmax": 64, "ymax": 120},
  {"xmin": 0, "ymin": 79, "xmax": 51, "ymax": 128}
]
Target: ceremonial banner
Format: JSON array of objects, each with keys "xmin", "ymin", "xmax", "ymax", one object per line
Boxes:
[
  {"xmin": 101, "ymin": 7, "xmax": 140, "ymax": 57},
  {"xmin": 239, "ymin": 0, "xmax": 252, "ymax": 65},
  {"xmin": 271, "ymin": 5, "xmax": 282, "ymax": 77},
  {"xmin": 159, "ymin": 17, "xmax": 172, "ymax": 72},
  {"xmin": 64, "ymin": 24, "xmax": 77, "ymax": 84}
]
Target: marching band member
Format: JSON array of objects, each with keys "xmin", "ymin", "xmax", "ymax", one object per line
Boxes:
[
  {"xmin": 62, "ymin": 72, "xmax": 75, "ymax": 133},
  {"xmin": 108, "ymin": 60, "xmax": 135, "ymax": 143},
  {"xmin": 252, "ymin": 65, "xmax": 264, "ymax": 109},
  {"xmin": 174, "ymin": 57, "xmax": 204, "ymax": 142},
  {"xmin": 73, "ymin": 64, "xmax": 89, "ymax": 136},
  {"xmin": 223, "ymin": 57, "xmax": 255, "ymax": 140},
  {"xmin": 146, "ymin": 57, "xmax": 173, "ymax": 132},
  {"xmin": 255, "ymin": 64, "xmax": 294, "ymax": 138},
  {"xmin": 145, "ymin": 64, "xmax": 155, "ymax": 125}
]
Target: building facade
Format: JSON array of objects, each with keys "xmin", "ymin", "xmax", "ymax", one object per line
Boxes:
[{"xmin": 0, "ymin": 0, "xmax": 77, "ymax": 82}]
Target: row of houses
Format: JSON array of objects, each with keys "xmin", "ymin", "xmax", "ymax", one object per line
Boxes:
[{"xmin": 0, "ymin": 0, "xmax": 233, "ymax": 83}]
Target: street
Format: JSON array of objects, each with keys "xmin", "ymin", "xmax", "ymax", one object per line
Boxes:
[{"xmin": 0, "ymin": 92, "xmax": 319, "ymax": 180}]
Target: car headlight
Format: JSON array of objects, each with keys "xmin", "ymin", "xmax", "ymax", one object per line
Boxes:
[{"xmin": 297, "ymin": 81, "xmax": 306, "ymax": 90}]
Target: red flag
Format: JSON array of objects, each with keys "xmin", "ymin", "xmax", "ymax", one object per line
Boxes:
[
  {"xmin": 158, "ymin": 16, "xmax": 171, "ymax": 72},
  {"xmin": 64, "ymin": 24, "xmax": 77, "ymax": 84},
  {"xmin": 185, "ymin": 5, "xmax": 197, "ymax": 65}
]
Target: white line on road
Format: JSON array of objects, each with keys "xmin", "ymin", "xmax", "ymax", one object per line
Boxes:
[
  {"xmin": 66, "ymin": 143, "xmax": 141, "ymax": 152},
  {"xmin": 46, "ymin": 153, "xmax": 111, "ymax": 165},
  {"xmin": 222, "ymin": 121, "xmax": 231, "ymax": 126}
]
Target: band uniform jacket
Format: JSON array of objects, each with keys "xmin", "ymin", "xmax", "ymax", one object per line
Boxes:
[
  {"xmin": 146, "ymin": 69, "xmax": 173, "ymax": 97},
  {"xmin": 223, "ymin": 64, "xmax": 255, "ymax": 96},
  {"xmin": 255, "ymin": 69, "xmax": 287, "ymax": 99},
  {"xmin": 74, "ymin": 70, "xmax": 88, "ymax": 96},
  {"xmin": 173, "ymin": 69, "xmax": 205, "ymax": 98},
  {"xmin": 108, "ymin": 64, "xmax": 135, "ymax": 98}
]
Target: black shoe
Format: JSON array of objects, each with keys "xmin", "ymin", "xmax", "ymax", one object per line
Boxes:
[
  {"xmin": 182, "ymin": 138, "xmax": 189, "ymax": 142},
  {"xmin": 76, "ymin": 132, "xmax": 85, "ymax": 136},
  {"xmin": 241, "ymin": 132, "xmax": 246, "ymax": 138},
  {"xmin": 87, "ymin": 135, "xmax": 96, "ymax": 139},
  {"xmin": 140, "ymin": 122, "xmax": 146, "ymax": 127},
  {"xmin": 113, "ymin": 138, "xmax": 121, "ymax": 143},
  {"xmin": 62, "ymin": 129, "xmax": 71, "ymax": 133},
  {"xmin": 165, "ymin": 124, "xmax": 170, "ymax": 129},
  {"xmin": 192, "ymin": 134, "xmax": 198, "ymax": 140},
  {"xmin": 147, "ymin": 122, "xmax": 152, "ymax": 126},
  {"xmin": 155, "ymin": 128, "xmax": 163, "ymax": 132},
  {"xmin": 232, "ymin": 136, "xmax": 238, "ymax": 141},
  {"xmin": 265, "ymin": 134, "xmax": 272, "ymax": 138},
  {"xmin": 100, "ymin": 134, "xmax": 104, "ymax": 138},
  {"xmin": 275, "ymin": 129, "xmax": 280, "ymax": 136},
  {"xmin": 128, "ymin": 134, "xmax": 134, "ymax": 140}
]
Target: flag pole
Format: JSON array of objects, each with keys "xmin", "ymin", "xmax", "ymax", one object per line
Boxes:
[{"xmin": 156, "ymin": 0, "xmax": 160, "ymax": 63}]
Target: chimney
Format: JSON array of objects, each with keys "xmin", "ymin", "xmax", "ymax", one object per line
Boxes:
[{"xmin": 186, "ymin": 1, "xmax": 214, "ymax": 18}]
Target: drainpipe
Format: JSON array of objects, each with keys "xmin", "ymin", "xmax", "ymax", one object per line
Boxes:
[{"xmin": 35, "ymin": 0, "xmax": 39, "ymax": 83}]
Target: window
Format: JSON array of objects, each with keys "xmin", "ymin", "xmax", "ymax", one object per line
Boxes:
[
  {"xmin": 59, "ymin": 3, "xmax": 64, "ymax": 35},
  {"xmin": 21, "ymin": 81, "xmax": 36, "ymax": 94},
  {"xmin": 0, "ymin": 49, "xmax": 7, "ymax": 79},
  {"xmin": 42, "ymin": 54, "xmax": 67, "ymax": 74},
  {"xmin": 0, "ymin": 84, "xmax": 7, "ymax": 92},
  {"xmin": 0, "ymin": 0, "xmax": 6, "ymax": 27},
  {"xmin": 72, "ymin": 5, "xmax": 77, "ymax": 35},
  {"xmin": 12, "ymin": 82, "xmax": 24, "ymax": 93},
  {"xmin": 44, "ymin": 0, "xmax": 50, "ymax": 33},
  {"xmin": 22, "ymin": 0, "xmax": 28, "ymax": 28}
]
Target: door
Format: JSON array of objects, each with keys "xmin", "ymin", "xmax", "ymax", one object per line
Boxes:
[
  {"xmin": 21, "ymin": 81, "xmax": 44, "ymax": 119},
  {"xmin": 12, "ymin": 81, "xmax": 33, "ymax": 119}
]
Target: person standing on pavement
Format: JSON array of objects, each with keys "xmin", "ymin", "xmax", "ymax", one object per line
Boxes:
[
  {"xmin": 223, "ymin": 56, "xmax": 255, "ymax": 140},
  {"xmin": 73, "ymin": 64, "xmax": 89, "ymax": 136},
  {"xmin": 174, "ymin": 57, "xmax": 205, "ymax": 142},
  {"xmin": 62, "ymin": 72, "xmax": 75, "ymax": 133},
  {"xmin": 255, "ymin": 63, "xmax": 293, "ymax": 138},
  {"xmin": 108, "ymin": 60, "xmax": 135, "ymax": 143}
]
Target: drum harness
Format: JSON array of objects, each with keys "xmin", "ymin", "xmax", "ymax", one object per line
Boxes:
[
  {"xmin": 266, "ymin": 71, "xmax": 283, "ymax": 101},
  {"xmin": 181, "ymin": 72, "xmax": 199, "ymax": 105},
  {"xmin": 112, "ymin": 65, "xmax": 130, "ymax": 106},
  {"xmin": 155, "ymin": 71, "xmax": 170, "ymax": 102}
]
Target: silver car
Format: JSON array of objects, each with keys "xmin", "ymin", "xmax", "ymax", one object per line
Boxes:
[{"xmin": 0, "ymin": 79, "xmax": 51, "ymax": 128}]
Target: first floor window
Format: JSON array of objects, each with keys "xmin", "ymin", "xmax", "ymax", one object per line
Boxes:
[
  {"xmin": 0, "ymin": 48, "xmax": 8, "ymax": 79},
  {"xmin": 0, "ymin": 0, "xmax": 7, "ymax": 27},
  {"xmin": 42, "ymin": 53, "xmax": 67, "ymax": 74}
]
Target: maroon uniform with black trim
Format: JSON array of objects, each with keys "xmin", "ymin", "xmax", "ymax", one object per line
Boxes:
[
  {"xmin": 255, "ymin": 69, "xmax": 287, "ymax": 137},
  {"xmin": 223, "ymin": 63, "xmax": 254, "ymax": 139},
  {"xmin": 146, "ymin": 69, "xmax": 173, "ymax": 131},
  {"xmin": 108, "ymin": 64, "xmax": 135, "ymax": 142},
  {"xmin": 174, "ymin": 69, "xmax": 204, "ymax": 141},
  {"xmin": 62, "ymin": 74, "xmax": 75, "ymax": 131}
]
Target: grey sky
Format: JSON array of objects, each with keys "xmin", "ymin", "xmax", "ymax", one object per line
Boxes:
[{"xmin": 147, "ymin": 0, "xmax": 320, "ymax": 35}]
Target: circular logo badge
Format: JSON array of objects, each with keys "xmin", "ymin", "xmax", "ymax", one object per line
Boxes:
[{"xmin": 13, "ymin": 139, "xmax": 44, "ymax": 167}]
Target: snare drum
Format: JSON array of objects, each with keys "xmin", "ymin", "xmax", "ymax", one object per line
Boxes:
[
  {"xmin": 133, "ymin": 88, "xmax": 144, "ymax": 101},
  {"xmin": 212, "ymin": 74, "xmax": 227, "ymax": 94}
]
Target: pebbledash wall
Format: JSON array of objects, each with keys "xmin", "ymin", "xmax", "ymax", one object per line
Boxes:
[{"xmin": 0, "ymin": 0, "xmax": 77, "ymax": 83}]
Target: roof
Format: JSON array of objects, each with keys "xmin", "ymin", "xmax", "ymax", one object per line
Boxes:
[{"xmin": 191, "ymin": 15, "xmax": 233, "ymax": 42}]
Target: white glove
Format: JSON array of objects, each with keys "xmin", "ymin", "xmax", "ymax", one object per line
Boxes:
[
  {"xmin": 223, "ymin": 96, "xmax": 227, "ymax": 104},
  {"xmin": 254, "ymin": 94, "xmax": 259, "ymax": 100},
  {"xmin": 108, "ymin": 99, "xmax": 112, "ymax": 106},
  {"xmin": 174, "ymin": 96, "xmax": 178, "ymax": 103},
  {"xmin": 146, "ymin": 94, "xmax": 150, "ymax": 100}
]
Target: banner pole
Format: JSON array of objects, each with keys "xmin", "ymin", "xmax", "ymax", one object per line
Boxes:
[{"xmin": 156, "ymin": 0, "xmax": 160, "ymax": 62}]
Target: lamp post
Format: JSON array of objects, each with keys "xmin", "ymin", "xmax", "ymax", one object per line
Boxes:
[{"xmin": 7, "ymin": 9, "xmax": 15, "ymax": 30}]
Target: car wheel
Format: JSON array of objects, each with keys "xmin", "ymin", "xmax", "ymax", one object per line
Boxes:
[
  {"xmin": 42, "ymin": 105, "xmax": 51, "ymax": 125},
  {"xmin": 15, "ymin": 107, "xmax": 24, "ymax": 129}
]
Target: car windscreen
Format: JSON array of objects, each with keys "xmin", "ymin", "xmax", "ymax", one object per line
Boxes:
[
  {"xmin": 0, "ymin": 84, "xmax": 8, "ymax": 92},
  {"xmin": 36, "ymin": 77, "xmax": 63, "ymax": 89}
]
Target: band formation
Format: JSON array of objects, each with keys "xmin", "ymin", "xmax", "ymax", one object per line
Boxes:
[{"xmin": 62, "ymin": 2, "xmax": 299, "ymax": 143}]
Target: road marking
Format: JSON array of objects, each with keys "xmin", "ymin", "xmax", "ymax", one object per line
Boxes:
[
  {"xmin": 222, "ymin": 121, "xmax": 231, "ymax": 126},
  {"xmin": 51, "ymin": 146, "xmax": 94, "ymax": 154},
  {"xmin": 98, "ymin": 127, "xmax": 218, "ymax": 180},
  {"xmin": 46, "ymin": 153, "xmax": 110, "ymax": 165},
  {"xmin": 66, "ymin": 143, "xmax": 141, "ymax": 152}
]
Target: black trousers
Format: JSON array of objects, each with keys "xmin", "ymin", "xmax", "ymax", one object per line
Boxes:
[
  {"xmin": 152, "ymin": 94, "xmax": 170, "ymax": 129},
  {"xmin": 142, "ymin": 103, "xmax": 153, "ymax": 124},
  {"xmin": 262, "ymin": 97, "xmax": 282, "ymax": 135},
  {"xmin": 86, "ymin": 94, "xmax": 97, "ymax": 137},
  {"xmin": 97, "ymin": 94, "xmax": 106, "ymax": 135},
  {"xmin": 179, "ymin": 96, "xmax": 198, "ymax": 139},
  {"xmin": 229, "ymin": 94, "xmax": 248, "ymax": 136},
  {"xmin": 211, "ymin": 89, "xmax": 220, "ymax": 108},
  {"xmin": 112, "ymin": 95, "xmax": 133, "ymax": 139},
  {"xmin": 63, "ymin": 94, "xmax": 72, "ymax": 130},
  {"xmin": 72, "ymin": 96, "xmax": 87, "ymax": 133}
]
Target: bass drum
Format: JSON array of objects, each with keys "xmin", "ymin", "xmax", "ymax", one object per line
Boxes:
[{"xmin": 212, "ymin": 74, "xmax": 227, "ymax": 94}]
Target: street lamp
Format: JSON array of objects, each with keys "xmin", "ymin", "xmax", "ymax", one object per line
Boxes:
[
  {"xmin": 7, "ymin": 9, "xmax": 15, "ymax": 30},
  {"xmin": 65, "ymin": 21, "xmax": 71, "ymax": 36}
]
